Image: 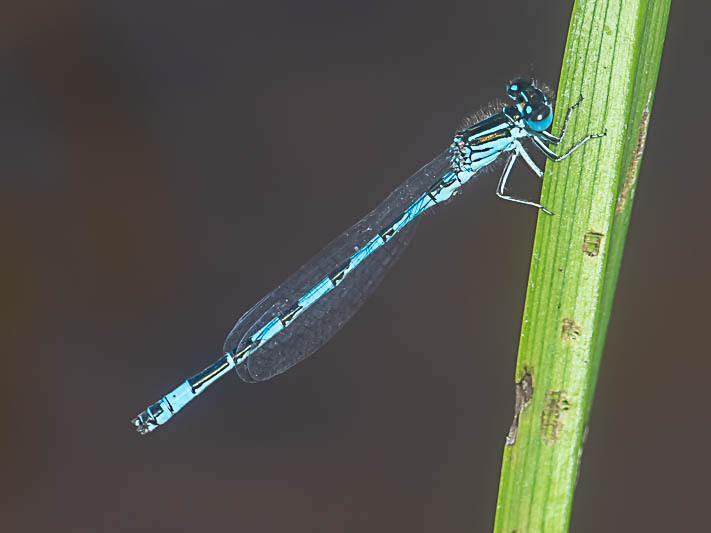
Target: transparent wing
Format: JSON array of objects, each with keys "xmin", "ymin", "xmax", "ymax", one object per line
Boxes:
[{"xmin": 223, "ymin": 150, "xmax": 453, "ymax": 382}]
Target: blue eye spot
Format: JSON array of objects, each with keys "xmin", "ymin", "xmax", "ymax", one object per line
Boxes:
[
  {"xmin": 525, "ymin": 105, "xmax": 532, "ymax": 114},
  {"xmin": 526, "ymin": 112, "xmax": 553, "ymax": 132},
  {"xmin": 510, "ymin": 84, "xmax": 518, "ymax": 91}
]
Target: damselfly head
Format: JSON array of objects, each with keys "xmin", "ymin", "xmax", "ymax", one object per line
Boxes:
[{"xmin": 506, "ymin": 78, "xmax": 553, "ymax": 132}]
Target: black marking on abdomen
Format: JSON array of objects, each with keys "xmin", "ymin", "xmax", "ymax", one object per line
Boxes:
[
  {"xmin": 279, "ymin": 302, "xmax": 303, "ymax": 327},
  {"xmin": 429, "ymin": 177, "xmax": 459, "ymax": 197},
  {"xmin": 379, "ymin": 218, "xmax": 400, "ymax": 243},
  {"xmin": 328, "ymin": 260, "xmax": 351, "ymax": 286}
]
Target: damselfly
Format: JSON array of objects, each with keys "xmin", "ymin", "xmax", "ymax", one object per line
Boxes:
[{"xmin": 132, "ymin": 78, "xmax": 604, "ymax": 434}]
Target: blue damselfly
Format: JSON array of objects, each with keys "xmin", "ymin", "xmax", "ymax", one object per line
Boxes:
[{"xmin": 132, "ymin": 78, "xmax": 604, "ymax": 434}]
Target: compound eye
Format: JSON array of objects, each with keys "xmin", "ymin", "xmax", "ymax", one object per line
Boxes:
[
  {"xmin": 526, "ymin": 105, "xmax": 552, "ymax": 131},
  {"xmin": 507, "ymin": 78, "xmax": 532, "ymax": 100}
]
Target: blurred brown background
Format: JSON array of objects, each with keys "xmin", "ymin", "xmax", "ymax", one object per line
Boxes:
[{"xmin": 1, "ymin": 1, "xmax": 708, "ymax": 532}]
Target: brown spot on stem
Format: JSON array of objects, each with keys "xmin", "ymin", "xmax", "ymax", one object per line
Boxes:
[
  {"xmin": 616, "ymin": 95, "xmax": 651, "ymax": 214},
  {"xmin": 505, "ymin": 368, "xmax": 534, "ymax": 446},
  {"xmin": 541, "ymin": 390, "xmax": 569, "ymax": 445},
  {"xmin": 561, "ymin": 318, "xmax": 581, "ymax": 342},
  {"xmin": 583, "ymin": 230, "xmax": 604, "ymax": 257}
]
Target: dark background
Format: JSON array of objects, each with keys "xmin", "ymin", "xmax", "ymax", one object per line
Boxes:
[{"xmin": 2, "ymin": 1, "xmax": 708, "ymax": 532}]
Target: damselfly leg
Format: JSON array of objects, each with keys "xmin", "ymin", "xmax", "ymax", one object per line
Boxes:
[{"xmin": 496, "ymin": 147, "xmax": 552, "ymax": 214}]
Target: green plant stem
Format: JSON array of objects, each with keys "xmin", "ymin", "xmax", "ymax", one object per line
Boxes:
[{"xmin": 493, "ymin": 1, "xmax": 670, "ymax": 532}]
